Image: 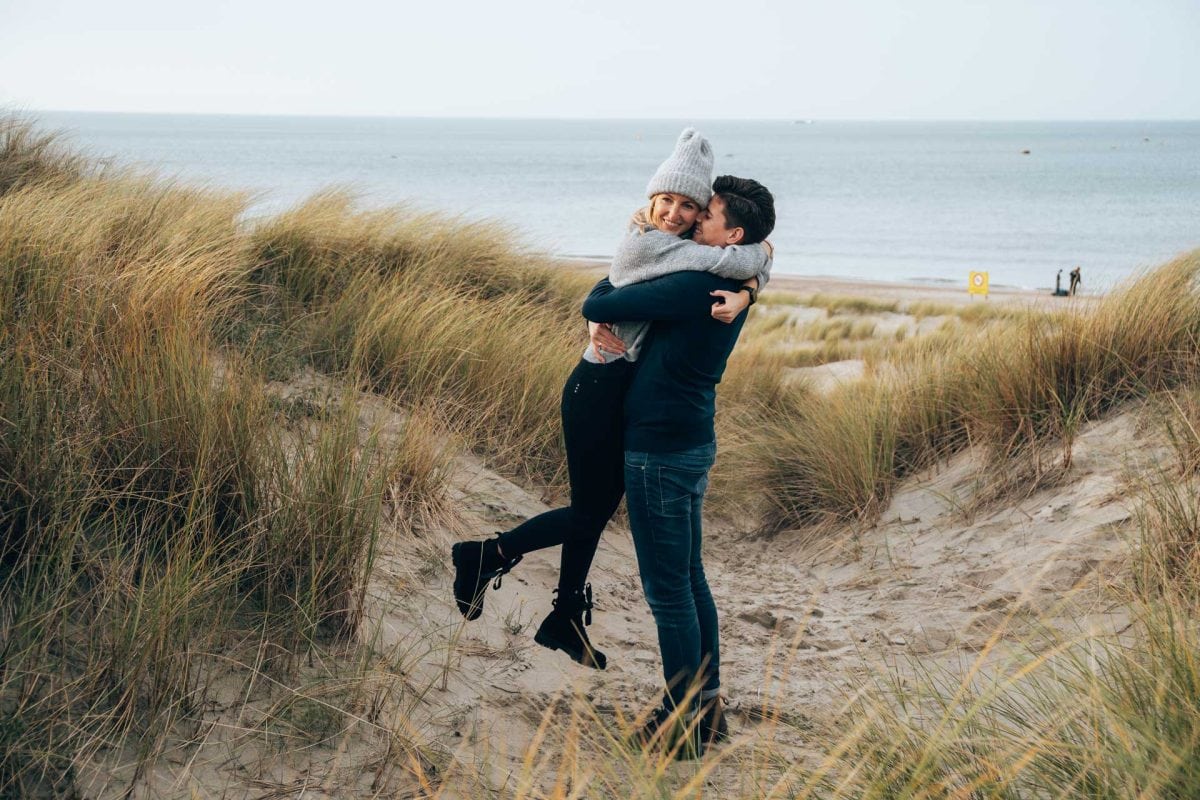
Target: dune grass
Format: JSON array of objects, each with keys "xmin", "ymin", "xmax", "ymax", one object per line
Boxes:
[
  {"xmin": 0, "ymin": 122, "xmax": 448, "ymax": 792},
  {"xmin": 247, "ymin": 191, "xmax": 593, "ymax": 482},
  {"xmin": 797, "ymin": 316, "xmax": 879, "ymax": 342},
  {"xmin": 729, "ymin": 253, "xmax": 1200, "ymax": 528},
  {"xmin": 807, "ymin": 601, "xmax": 1200, "ymax": 799}
]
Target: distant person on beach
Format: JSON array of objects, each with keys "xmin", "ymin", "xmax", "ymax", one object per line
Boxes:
[
  {"xmin": 1069, "ymin": 266, "xmax": 1082, "ymax": 296},
  {"xmin": 1054, "ymin": 269, "xmax": 1070, "ymax": 297},
  {"xmin": 449, "ymin": 129, "xmax": 773, "ymax": 750}
]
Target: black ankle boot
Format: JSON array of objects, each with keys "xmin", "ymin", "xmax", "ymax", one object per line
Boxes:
[
  {"xmin": 699, "ymin": 695, "xmax": 730, "ymax": 746},
  {"xmin": 451, "ymin": 535, "xmax": 522, "ymax": 620},
  {"xmin": 627, "ymin": 702, "xmax": 703, "ymax": 760},
  {"xmin": 533, "ymin": 584, "xmax": 607, "ymax": 670}
]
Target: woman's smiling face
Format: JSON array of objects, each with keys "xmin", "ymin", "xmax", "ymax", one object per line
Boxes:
[{"xmin": 650, "ymin": 193, "xmax": 702, "ymax": 236}]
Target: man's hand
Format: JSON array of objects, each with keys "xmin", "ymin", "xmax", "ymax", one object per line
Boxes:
[
  {"xmin": 588, "ymin": 321, "xmax": 626, "ymax": 362},
  {"xmin": 710, "ymin": 289, "xmax": 750, "ymax": 324}
]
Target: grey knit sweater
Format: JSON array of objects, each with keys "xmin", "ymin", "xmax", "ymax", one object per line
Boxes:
[{"xmin": 584, "ymin": 212, "xmax": 773, "ymax": 363}]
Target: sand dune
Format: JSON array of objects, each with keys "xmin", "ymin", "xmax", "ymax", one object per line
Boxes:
[{"xmin": 83, "ymin": 360, "xmax": 1159, "ymax": 797}]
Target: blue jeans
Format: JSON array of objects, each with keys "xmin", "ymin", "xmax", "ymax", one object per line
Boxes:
[{"xmin": 624, "ymin": 442, "xmax": 719, "ymax": 710}]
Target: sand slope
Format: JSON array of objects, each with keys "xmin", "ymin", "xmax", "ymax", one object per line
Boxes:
[
  {"xmin": 85, "ymin": 378, "xmax": 1158, "ymax": 798},
  {"xmin": 362, "ymin": 402, "xmax": 1153, "ymax": 795}
]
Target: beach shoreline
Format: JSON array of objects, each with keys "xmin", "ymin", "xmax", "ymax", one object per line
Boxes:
[{"xmin": 563, "ymin": 258, "xmax": 1095, "ymax": 308}]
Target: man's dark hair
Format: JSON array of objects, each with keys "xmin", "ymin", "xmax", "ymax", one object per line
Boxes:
[{"xmin": 712, "ymin": 175, "xmax": 775, "ymax": 244}]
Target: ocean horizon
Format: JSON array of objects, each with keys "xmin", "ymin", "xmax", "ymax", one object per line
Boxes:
[{"xmin": 29, "ymin": 111, "xmax": 1200, "ymax": 293}]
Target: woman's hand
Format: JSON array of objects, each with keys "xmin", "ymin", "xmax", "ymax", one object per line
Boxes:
[
  {"xmin": 710, "ymin": 289, "xmax": 750, "ymax": 324},
  {"xmin": 589, "ymin": 322, "xmax": 625, "ymax": 362}
]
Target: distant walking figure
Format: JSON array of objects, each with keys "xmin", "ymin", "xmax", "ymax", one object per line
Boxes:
[{"xmin": 1069, "ymin": 266, "xmax": 1082, "ymax": 296}]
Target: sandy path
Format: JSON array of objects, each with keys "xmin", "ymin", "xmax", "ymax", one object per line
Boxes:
[{"xmin": 361, "ymin": 395, "xmax": 1152, "ymax": 795}]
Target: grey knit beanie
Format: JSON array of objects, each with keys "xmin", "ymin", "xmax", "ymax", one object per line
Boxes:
[{"xmin": 645, "ymin": 128, "xmax": 714, "ymax": 207}]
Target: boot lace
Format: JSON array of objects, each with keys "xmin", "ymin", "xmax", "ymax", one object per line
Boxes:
[
  {"xmin": 551, "ymin": 584, "xmax": 596, "ymax": 626},
  {"xmin": 582, "ymin": 583, "xmax": 594, "ymax": 626},
  {"xmin": 489, "ymin": 534, "xmax": 522, "ymax": 591}
]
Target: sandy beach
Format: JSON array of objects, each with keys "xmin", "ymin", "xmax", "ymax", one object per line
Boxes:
[
  {"xmin": 569, "ymin": 257, "xmax": 1095, "ymax": 306},
  {"xmin": 769, "ymin": 272, "xmax": 1082, "ymax": 306}
]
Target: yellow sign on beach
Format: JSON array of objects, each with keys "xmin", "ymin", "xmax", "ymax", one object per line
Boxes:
[{"xmin": 968, "ymin": 271, "xmax": 989, "ymax": 296}]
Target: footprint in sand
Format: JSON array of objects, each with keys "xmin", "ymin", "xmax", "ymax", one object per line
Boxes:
[{"xmin": 1049, "ymin": 503, "xmax": 1072, "ymax": 522}]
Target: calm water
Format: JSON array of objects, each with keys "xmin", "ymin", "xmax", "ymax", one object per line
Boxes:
[{"xmin": 34, "ymin": 112, "xmax": 1200, "ymax": 291}]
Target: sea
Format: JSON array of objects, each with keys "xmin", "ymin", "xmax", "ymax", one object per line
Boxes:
[{"xmin": 31, "ymin": 112, "xmax": 1200, "ymax": 292}]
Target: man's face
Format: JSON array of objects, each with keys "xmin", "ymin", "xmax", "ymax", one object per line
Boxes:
[{"xmin": 692, "ymin": 195, "xmax": 743, "ymax": 247}]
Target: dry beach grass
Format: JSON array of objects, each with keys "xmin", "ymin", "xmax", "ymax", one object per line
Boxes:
[{"xmin": 2, "ymin": 116, "xmax": 1200, "ymax": 797}]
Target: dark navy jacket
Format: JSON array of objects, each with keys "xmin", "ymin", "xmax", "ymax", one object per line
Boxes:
[{"xmin": 581, "ymin": 273, "xmax": 747, "ymax": 453}]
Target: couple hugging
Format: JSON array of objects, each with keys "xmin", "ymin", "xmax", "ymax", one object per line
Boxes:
[{"xmin": 451, "ymin": 128, "xmax": 776, "ymax": 758}]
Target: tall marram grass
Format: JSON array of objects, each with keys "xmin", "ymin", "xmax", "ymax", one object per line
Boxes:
[
  {"xmin": 0, "ymin": 121, "xmax": 444, "ymax": 793},
  {"xmin": 802, "ymin": 604, "xmax": 1200, "ymax": 799},
  {"xmin": 1134, "ymin": 390, "xmax": 1200, "ymax": 605},
  {"xmin": 0, "ymin": 115, "xmax": 88, "ymax": 194},
  {"xmin": 737, "ymin": 253, "xmax": 1200, "ymax": 528},
  {"xmin": 249, "ymin": 191, "xmax": 594, "ymax": 480}
]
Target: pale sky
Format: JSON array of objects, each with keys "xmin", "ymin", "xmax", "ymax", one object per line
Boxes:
[{"xmin": 2, "ymin": 0, "xmax": 1196, "ymax": 119}]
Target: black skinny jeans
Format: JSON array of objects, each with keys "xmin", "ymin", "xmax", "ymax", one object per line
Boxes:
[{"xmin": 496, "ymin": 358, "xmax": 630, "ymax": 593}]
